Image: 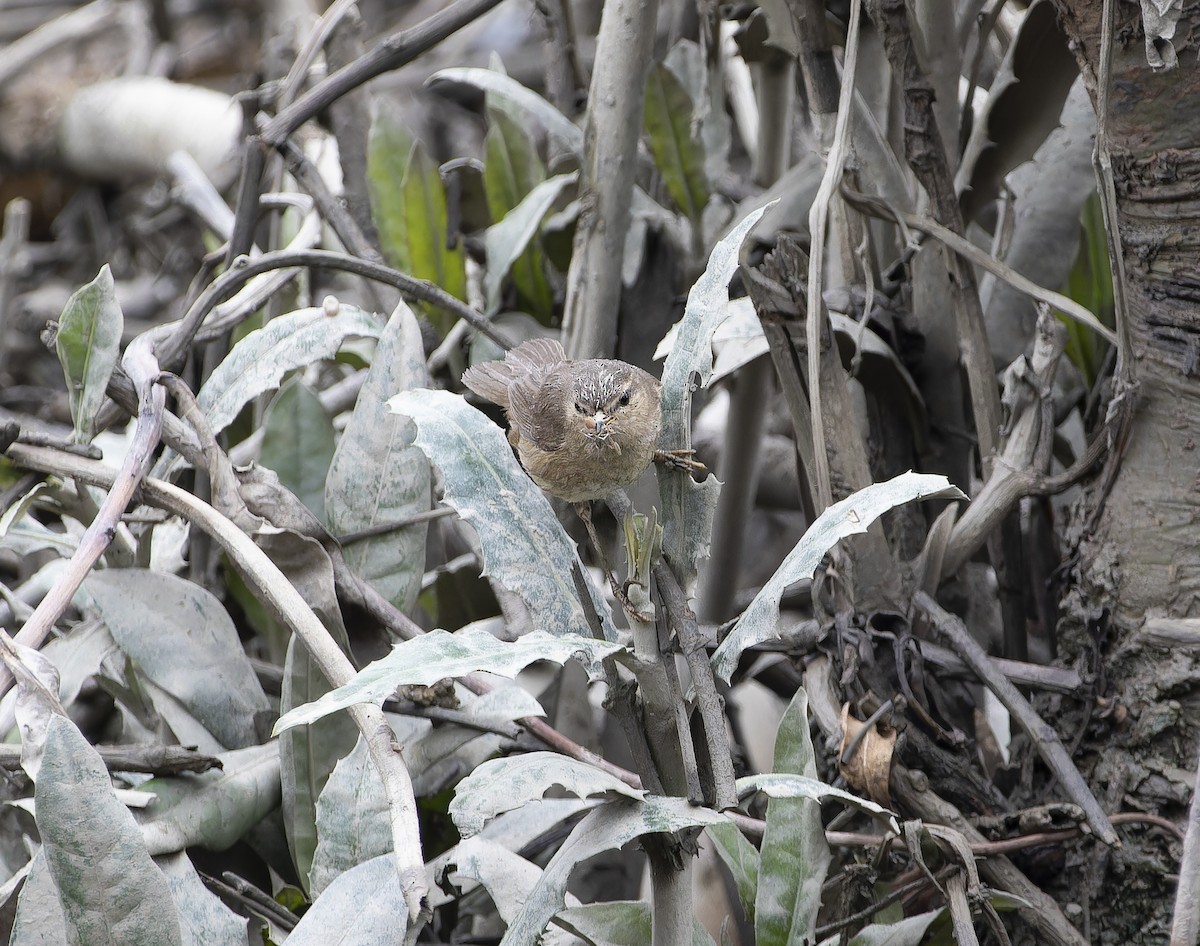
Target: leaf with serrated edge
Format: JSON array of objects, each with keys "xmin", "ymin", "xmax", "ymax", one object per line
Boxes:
[
  {"xmin": 450, "ymin": 751, "xmax": 644, "ymax": 837},
  {"xmin": 36, "ymin": 716, "xmax": 183, "ymax": 946},
  {"xmin": 657, "ymin": 205, "xmax": 771, "ymax": 582},
  {"xmin": 151, "ymin": 305, "xmax": 382, "ymax": 479},
  {"xmin": 388, "ymin": 388, "xmax": 617, "ymax": 642},
  {"xmin": 56, "ymin": 265, "xmax": 123, "ymax": 444},
  {"xmin": 712, "ymin": 472, "xmax": 965, "ymax": 683},
  {"xmin": 497, "ymin": 797, "xmax": 724, "ymax": 946},
  {"xmin": 274, "ymin": 627, "xmax": 621, "ymax": 733},
  {"xmin": 739, "ymin": 773, "xmax": 899, "ymax": 831}
]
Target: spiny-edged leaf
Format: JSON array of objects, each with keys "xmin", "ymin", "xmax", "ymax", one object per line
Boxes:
[
  {"xmin": 705, "ymin": 821, "xmax": 760, "ymax": 924},
  {"xmin": 155, "ymin": 852, "xmax": 249, "ymax": 946},
  {"xmin": 429, "ymin": 68, "xmax": 584, "ymax": 154},
  {"xmin": 712, "ymin": 473, "xmax": 966, "ymax": 682},
  {"xmin": 450, "ymin": 751, "xmax": 644, "ymax": 837},
  {"xmin": 958, "ymin": 0, "xmax": 1078, "ymax": 223},
  {"xmin": 152, "ymin": 305, "xmax": 382, "ymax": 480},
  {"xmin": 55, "ymin": 265, "xmax": 123, "ymax": 444},
  {"xmin": 658, "ymin": 204, "xmax": 771, "ymax": 583},
  {"xmin": 280, "ymin": 631, "xmax": 359, "ymax": 892},
  {"xmin": 309, "ymin": 737, "xmax": 392, "ymax": 897},
  {"xmin": 85, "ymin": 569, "xmax": 270, "ymax": 750},
  {"xmin": 484, "ymin": 108, "xmax": 555, "ymax": 320},
  {"xmin": 644, "ymin": 62, "xmax": 709, "ymax": 223},
  {"xmin": 36, "ymin": 715, "xmax": 183, "ymax": 946},
  {"xmin": 740, "ymin": 772, "xmax": 897, "ymax": 830},
  {"xmin": 325, "ymin": 303, "xmax": 431, "ymax": 614},
  {"xmin": 260, "ymin": 377, "xmax": 336, "ymax": 521},
  {"xmin": 497, "ymin": 797, "xmax": 724, "ymax": 946},
  {"xmin": 137, "ymin": 743, "xmax": 282, "ymax": 855},
  {"xmin": 388, "ymin": 388, "xmax": 617, "ymax": 643},
  {"xmin": 557, "ymin": 901, "xmax": 718, "ymax": 946},
  {"xmin": 815, "ymin": 909, "xmax": 944, "ymax": 946},
  {"xmin": 368, "ymin": 114, "xmax": 466, "ymax": 333},
  {"xmin": 285, "ymin": 854, "xmax": 407, "ymax": 946},
  {"xmin": 484, "ymin": 173, "xmax": 576, "ymax": 315},
  {"xmin": 754, "ymin": 689, "xmax": 831, "ymax": 946},
  {"xmin": 275, "ymin": 626, "xmax": 621, "ymax": 733}
]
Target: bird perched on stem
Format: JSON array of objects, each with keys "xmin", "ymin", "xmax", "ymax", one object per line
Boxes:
[{"xmin": 462, "ymin": 338, "xmax": 690, "ymax": 503}]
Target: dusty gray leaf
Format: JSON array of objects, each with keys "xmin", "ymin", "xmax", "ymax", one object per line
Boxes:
[
  {"xmin": 658, "ymin": 204, "xmax": 771, "ymax": 582},
  {"xmin": 275, "ymin": 627, "xmax": 621, "ymax": 733},
  {"xmin": 388, "ymin": 389, "xmax": 616, "ymax": 644},
  {"xmin": 556, "ymin": 900, "xmax": 718, "ymax": 946},
  {"xmin": 325, "ymin": 302, "xmax": 431, "ymax": 614},
  {"xmin": 138, "ymin": 743, "xmax": 282, "ymax": 855},
  {"xmin": 155, "ymin": 852, "xmax": 249, "ymax": 946},
  {"xmin": 309, "ymin": 737, "xmax": 391, "ymax": 897},
  {"xmin": 36, "ymin": 716, "xmax": 182, "ymax": 946},
  {"xmin": 711, "ymin": 473, "xmax": 965, "ymax": 683},
  {"xmin": 497, "ymin": 797, "xmax": 724, "ymax": 946},
  {"xmin": 285, "ymin": 854, "xmax": 407, "ymax": 946},
  {"xmin": 450, "ymin": 751, "xmax": 645, "ymax": 838},
  {"xmin": 85, "ymin": 569, "xmax": 269, "ymax": 749}
]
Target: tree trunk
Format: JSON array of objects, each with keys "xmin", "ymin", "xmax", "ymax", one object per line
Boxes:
[{"xmin": 1052, "ymin": 3, "xmax": 1200, "ymax": 940}]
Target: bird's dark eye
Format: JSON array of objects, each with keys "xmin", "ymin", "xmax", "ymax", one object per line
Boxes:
[
  {"xmin": 575, "ymin": 402, "xmax": 586, "ymax": 414},
  {"xmin": 617, "ymin": 390, "xmax": 632, "ymax": 407}
]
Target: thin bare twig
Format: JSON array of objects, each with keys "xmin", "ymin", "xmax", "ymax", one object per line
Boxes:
[{"xmin": 913, "ymin": 592, "xmax": 1119, "ymax": 847}]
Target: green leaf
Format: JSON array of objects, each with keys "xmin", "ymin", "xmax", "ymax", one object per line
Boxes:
[
  {"xmin": 325, "ymin": 303, "xmax": 431, "ymax": 614},
  {"xmin": 36, "ymin": 716, "xmax": 183, "ymax": 946},
  {"xmin": 754, "ymin": 690, "xmax": 829, "ymax": 946},
  {"xmin": 428, "ymin": 68, "xmax": 584, "ymax": 154},
  {"xmin": 557, "ymin": 901, "xmax": 718, "ymax": 946},
  {"xmin": 658, "ymin": 204, "xmax": 771, "ymax": 584},
  {"xmin": 368, "ymin": 114, "xmax": 466, "ymax": 333},
  {"xmin": 450, "ymin": 751, "xmax": 644, "ymax": 837},
  {"xmin": 484, "ymin": 108, "xmax": 555, "ymax": 321},
  {"xmin": 484, "ymin": 173, "xmax": 576, "ymax": 315},
  {"xmin": 644, "ymin": 62, "xmax": 710, "ymax": 223},
  {"xmin": 704, "ymin": 821, "xmax": 760, "ymax": 924},
  {"xmin": 816, "ymin": 909, "xmax": 944, "ymax": 946},
  {"xmin": 137, "ymin": 743, "xmax": 282, "ymax": 855},
  {"xmin": 55, "ymin": 265, "xmax": 123, "ymax": 444},
  {"xmin": 388, "ymin": 388, "xmax": 617, "ymax": 644},
  {"xmin": 260, "ymin": 377, "xmax": 336, "ymax": 521},
  {"xmin": 274, "ymin": 627, "xmax": 622, "ymax": 733},
  {"xmin": 711, "ymin": 472, "xmax": 966, "ymax": 683},
  {"xmin": 85, "ymin": 569, "xmax": 270, "ymax": 750}
]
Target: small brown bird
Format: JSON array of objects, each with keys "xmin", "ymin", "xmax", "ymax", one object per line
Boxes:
[{"xmin": 462, "ymin": 338, "xmax": 663, "ymax": 503}]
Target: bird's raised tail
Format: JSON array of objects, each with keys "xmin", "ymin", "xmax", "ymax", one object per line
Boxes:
[{"xmin": 461, "ymin": 338, "xmax": 568, "ymax": 409}]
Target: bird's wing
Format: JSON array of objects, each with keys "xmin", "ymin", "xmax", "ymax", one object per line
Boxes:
[
  {"xmin": 508, "ymin": 366, "xmax": 569, "ymax": 452},
  {"xmin": 461, "ymin": 360, "xmax": 514, "ymax": 409},
  {"xmin": 506, "ymin": 337, "xmax": 567, "ymax": 372}
]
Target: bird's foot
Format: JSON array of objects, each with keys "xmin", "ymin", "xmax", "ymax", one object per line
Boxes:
[{"xmin": 653, "ymin": 448, "xmax": 706, "ymax": 475}]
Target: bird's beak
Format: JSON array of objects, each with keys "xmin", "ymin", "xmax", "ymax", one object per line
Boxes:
[{"xmin": 586, "ymin": 412, "xmax": 608, "ymax": 435}]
